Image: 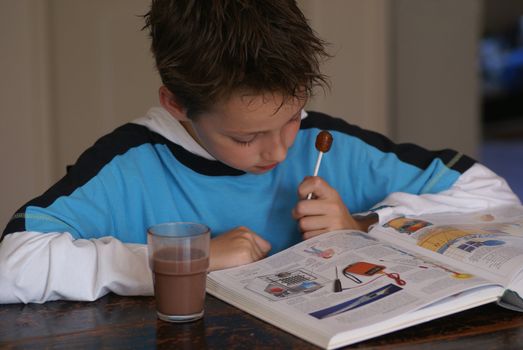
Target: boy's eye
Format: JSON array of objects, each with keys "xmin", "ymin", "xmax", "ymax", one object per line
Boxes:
[
  {"xmin": 232, "ymin": 135, "xmax": 257, "ymax": 146},
  {"xmin": 234, "ymin": 140, "xmax": 253, "ymax": 147}
]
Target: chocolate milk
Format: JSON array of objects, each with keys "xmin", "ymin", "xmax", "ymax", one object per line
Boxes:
[{"xmin": 152, "ymin": 248, "xmax": 209, "ymax": 316}]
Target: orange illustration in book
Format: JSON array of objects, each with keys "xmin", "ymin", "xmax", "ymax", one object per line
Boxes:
[
  {"xmin": 384, "ymin": 217, "xmax": 432, "ymax": 234},
  {"xmin": 418, "ymin": 226, "xmax": 480, "ymax": 252},
  {"xmin": 419, "ymin": 225, "xmax": 503, "ymax": 250},
  {"xmin": 342, "ymin": 261, "xmax": 406, "ymax": 286}
]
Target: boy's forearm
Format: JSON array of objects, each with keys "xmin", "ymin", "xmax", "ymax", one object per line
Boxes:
[
  {"xmin": 365, "ymin": 163, "xmax": 521, "ymax": 225},
  {"xmin": 0, "ymin": 231, "xmax": 153, "ymax": 304}
]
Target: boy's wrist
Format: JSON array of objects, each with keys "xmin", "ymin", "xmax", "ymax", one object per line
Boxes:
[{"xmin": 353, "ymin": 213, "xmax": 379, "ymax": 232}]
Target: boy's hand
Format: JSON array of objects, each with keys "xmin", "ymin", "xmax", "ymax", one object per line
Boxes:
[
  {"xmin": 209, "ymin": 226, "xmax": 271, "ymax": 271},
  {"xmin": 292, "ymin": 176, "xmax": 375, "ymax": 239}
]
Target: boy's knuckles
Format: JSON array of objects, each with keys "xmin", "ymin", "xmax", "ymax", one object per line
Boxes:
[
  {"xmin": 237, "ymin": 248, "xmax": 254, "ymax": 263},
  {"xmin": 327, "ymin": 201, "xmax": 346, "ymax": 215},
  {"xmin": 235, "ymin": 226, "xmax": 250, "ymax": 233},
  {"xmin": 332, "ymin": 204, "xmax": 345, "ymax": 215},
  {"xmin": 311, "ymin": 177, "xmax": 325, "ymax": 187},
  {"xmin": 298, "ymin": 218, "xmax": 311, "ymax": 232},
  {"xmin": 294, "ymin": 202, "xmax": 306, "ymax": 215},
  {"xmin": 297, "ymin": 186, "xmax": 310, "ymax": 198},
  {"xmin": 238, "ymin": 230, "xmax": 255, "ymax": 241}
]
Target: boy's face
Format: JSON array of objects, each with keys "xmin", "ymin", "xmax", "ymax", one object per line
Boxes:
[{"xmin": 185, "ymin": 92, "xmax": 306, "ymax": 174}]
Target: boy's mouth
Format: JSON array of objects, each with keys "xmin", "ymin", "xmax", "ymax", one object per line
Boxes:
[{"xmin": 256, "ymin": 163, "xmax": 278, "ymax": 171}]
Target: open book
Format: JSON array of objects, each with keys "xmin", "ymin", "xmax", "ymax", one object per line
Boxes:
[{"xmin": 206, "ymin": 205, "xmax": 523, "ymax": 349}]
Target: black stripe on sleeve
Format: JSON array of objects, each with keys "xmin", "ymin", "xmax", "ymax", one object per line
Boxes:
[
  {"xmin": 301, "ymin": 111, "xmax": 476, "ymax": 173},
  {"xmin": 2, "ymin": 123, "xmax": 243, "ymax": 239},
  {"xmin": 2, "ymin": 123, "xmax": 153, "ymax": 238}
]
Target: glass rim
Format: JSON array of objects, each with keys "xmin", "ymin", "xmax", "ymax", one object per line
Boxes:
[{"xmin": 147, "ymin": 222, "xmax": 210, "ymax": 238}]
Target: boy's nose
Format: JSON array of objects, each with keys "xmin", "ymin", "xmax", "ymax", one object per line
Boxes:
[{"xmin": 262, "ymin": 134, "xmax": 287, "ymax": 163}]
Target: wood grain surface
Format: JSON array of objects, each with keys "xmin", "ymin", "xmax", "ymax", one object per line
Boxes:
[{"xmin": 1, "ymin": 294, "xmax": 523, "ymax": 349}]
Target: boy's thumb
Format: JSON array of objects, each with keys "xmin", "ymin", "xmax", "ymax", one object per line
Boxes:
[{"xmin": 254, "ymin": 235, "xmax": 272, "ymax": 255}]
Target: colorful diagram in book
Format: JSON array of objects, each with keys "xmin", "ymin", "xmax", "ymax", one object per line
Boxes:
[
  {"xmin": 416, "ymin": 226, "xmax": 506, "ymax": 260},
  {"xmin": 245, "ymin": 269, "xmax": 330, "ymax": 301},
  {"xmin": 339, "ymin": 261, "xmax": 406, "ymax": 288},
  {"xmin": 309, "ymin": 283, "xmax": 403, "ymax": 319},
  {"xmin": 367, "ymin": 237, "xmax": 475, "ymax": 280},
  {"xmin": 383, "ymin": 217, "xmax": 432, "ymax": 235}
]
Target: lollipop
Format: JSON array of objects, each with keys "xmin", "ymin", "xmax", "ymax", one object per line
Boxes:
[
  {"xmin": 315, "ymin": 130, "xmax": 333, "ymax": 153},
  {"xmin": 307, "ymin": 130, "xmax": 333, "ymax": 200}
]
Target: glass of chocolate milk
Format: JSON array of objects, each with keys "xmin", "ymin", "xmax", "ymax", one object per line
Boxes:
[{"xmin": 147, "ymin": 222, "xmax": 210, "ymax": 323}]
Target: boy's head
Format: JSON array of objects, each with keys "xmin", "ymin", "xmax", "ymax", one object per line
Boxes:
[{"xmin": 143, "ymin": 0, "xmax": 329, "ymax": 119}]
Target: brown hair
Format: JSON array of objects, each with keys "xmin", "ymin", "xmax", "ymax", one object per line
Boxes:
[{"xmin": 143, "ymin": 0, "xmax": 330, "ymax": 118}]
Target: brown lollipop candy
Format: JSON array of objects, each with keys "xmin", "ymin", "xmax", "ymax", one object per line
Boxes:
[
  {"xmin": 307, "ymin": 130, "xmax": 334, "ymax": 199},
  {"xmin": 315, "ymin": 130, "xmax": 333, "ymax": 153}
]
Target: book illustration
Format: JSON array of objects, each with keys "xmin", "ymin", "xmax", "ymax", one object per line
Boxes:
[
  {"xmin": 384, "ymin": 217, "xmax": 433, "ymax": 235},
  {"xmin": 417, "ymin": 226, "xmax": 507, "ymax": 258},
  {"xmin": 369, "ymin": 238, "xmax": 474, "ymax": 279},
  {"xmin": 303, "ymin": 245, "xmax": 335, "ymax": 259},
  {"xmin": 310, "ymin": 284, "xmax": 403, "ymax": 319},
  {"xmin": 333, "ymin": 262, "xmax": 406, "ymax": 292},
  {"xmin": 245, "ymin": 269, "xmax": 329, "ymax": 301},
  {"xmin": 342, "ymin": 261, "xmax": 405, "ymax": 286}
]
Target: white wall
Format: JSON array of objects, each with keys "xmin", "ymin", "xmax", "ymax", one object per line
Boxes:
[
  {"xmin": 49, "ymin": 0, "xmax": 160, "ymax": 173},
  {"xmin": 0, "ymin": 0, "xmax": 160, "ymax": 228},
  {"xmin": 0, "ymin": 1, "xmax": 53, "ymax": 227},
  {"xmin": 299, "ymin": 0, "xmax": 391, "ymax": 135},
  {"xmin": 302, "ymin": 0, "xmax": 482, "ymax": 157},
  {"xmin": 391, "ymin": 0, "xmax": 482, "ymax": 157}
]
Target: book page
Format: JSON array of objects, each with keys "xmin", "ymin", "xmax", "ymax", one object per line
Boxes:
[
  {"xmin": 207, "ymin": 230, "xmax": 497, "ymax": 347},
  {"xmin": 369, "ymin": 206, "xmax": 523, "ymax": 285}
]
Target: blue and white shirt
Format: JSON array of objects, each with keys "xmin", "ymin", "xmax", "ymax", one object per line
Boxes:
[{"xmin": 0, "ymin": 107, "xmax": 520, "ymax": 303}]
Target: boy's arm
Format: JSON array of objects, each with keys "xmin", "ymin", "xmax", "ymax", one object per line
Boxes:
[
  {"xmin": 0, "ymin": 227, "xmax": 272, "ymax": 304},
  {"xmin": 0, "ymin": 231, "xmax": 153, "ymax": 304},
  {"xmin": 368, "ymin": 163, "xmax": 522, "ymax": 224}
]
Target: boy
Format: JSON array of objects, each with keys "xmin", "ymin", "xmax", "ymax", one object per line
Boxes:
[{"xmin": 0, "ymin": 0, "xmax": 520, "ymax": 304}]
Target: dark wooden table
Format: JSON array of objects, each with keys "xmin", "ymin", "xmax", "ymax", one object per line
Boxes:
[{"xmin": 1, "ymin": 293, "xmax": 523, "ymax": 349}]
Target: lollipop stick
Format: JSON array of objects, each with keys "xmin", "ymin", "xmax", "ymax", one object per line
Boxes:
[
  {"xmin": 306, "ymin": 130, "xmax": 333, "ymax": 200},
  {"xmin": 312, "ymin": 152, "xmax": 324, "ymax": 177},
  {"xmin": 306, "ymin": 152, "xmax": 324, "ymax": 200}
]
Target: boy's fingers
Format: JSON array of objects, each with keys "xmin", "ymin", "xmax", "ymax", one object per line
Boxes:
[
  {"xmin": 297, "ymin": 177, "xmax": 316, "ymax": 199},
  {"xmin": 303, "ymin": 229, "xmax": 328, "ymax": 240},
  {"xmin": 298, "ymin": 215, "xmax": 328, "ymax": 233},
  {"xmin": 235, "ymin": 227, "xmax": 271, "ymax": 260},
  {"xmin": 248, "ymin": 235, "xmax": 264, "ymax": 260},
  {"xmin": 298, "ymin": 176, "xmax": 333, "ymax": 200},
  {"xmin": 252, "ymin": 234, "xmax": 271, "ymax": 256},
  {"xmin": 294, "ymin": 198, "xmax": 329, "ymax": 218},
  {"xmin": 292, "ymin": 206, "xmax": 308, "ymax": 219}
]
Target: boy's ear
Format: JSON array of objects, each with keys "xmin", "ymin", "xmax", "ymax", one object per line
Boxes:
[{"xmin": 159, "ymin": 86, "xmax": 190, "ymax": 121}]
